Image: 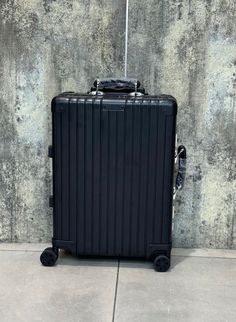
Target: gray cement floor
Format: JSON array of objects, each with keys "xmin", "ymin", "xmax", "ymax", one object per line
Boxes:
[{"xmin": 0, "ymin": 245, "xmax": 236, "ymax": 322}]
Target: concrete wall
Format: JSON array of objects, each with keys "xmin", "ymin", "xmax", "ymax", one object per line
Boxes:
[{"xmin": 0, "ymin": 0, "xmax": 235, "ymax": 248}]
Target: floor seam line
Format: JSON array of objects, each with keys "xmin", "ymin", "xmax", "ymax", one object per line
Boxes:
[
  {"xmin": 172, "ymin": 255, "xmax": 236, "ymax": 260},
  {"xmin": 112, "ymin": 259, "xmax": 120, "ymax": 322},
  {"xmin": 0, "ymin": 249, "xmax": 42, "ymax": 252}
]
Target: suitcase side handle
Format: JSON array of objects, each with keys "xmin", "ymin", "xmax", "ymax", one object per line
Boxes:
[{"xmin": 175, "ymin": 145, "xmax": 187, "ymax": 192}]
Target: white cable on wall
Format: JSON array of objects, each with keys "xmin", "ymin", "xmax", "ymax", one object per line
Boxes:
[{"xmin": 124, "ymin": 0, "xmax": 129, "ymax": 78}]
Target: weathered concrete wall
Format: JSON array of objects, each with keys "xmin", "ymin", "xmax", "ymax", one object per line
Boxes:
[
  {"xmin": 128, "ymin": 0, "xmax": 236, "ymax": 248},
  {"xmin": 0, "ymin": 0, "xmax": 235, "ymax": 248},
  {"xmin": 0, "ymin": 0, "xmax": 126, "ymax": 242}
]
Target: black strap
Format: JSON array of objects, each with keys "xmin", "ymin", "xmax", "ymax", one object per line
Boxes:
[{"xmin": 175, "ymin": 145, "xmax": 187, "ymax": 191}]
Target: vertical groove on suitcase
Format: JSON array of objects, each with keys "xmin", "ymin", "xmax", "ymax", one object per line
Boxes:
[
  {"xmin": 136, "ymin": 106, "xmax": 142, "ymax": 255},
  {"xmin": 131, "ymin": 104, "xmax": 139, "ymax": 255},
  {"xmin": 83, "ymin": 100, "xmax": 87, "ymax": 253},
  {"xmin": 108, "ymin": 109, "xmax": 115, "ymax": 254},
  {"xmin": 93, "ymin": 100, "xmax": 100, "ymax": 254},
  {"xmin": 91, "ymin": 100, "xmax": 94, "ymax": 254},
  {"xmin": 63, "ymin": 103, "xmax": 69, "ymax": 241},
  {"xmin": 107, "ymin": 111, "xmax": 110, "ymax": 254},
  {"xmin": 69, "ymin": 99, "xmax": 76, "ymax": 246},
  {"xmin": 85, "ymin": 100, "xmax": 93, "ymax": 254},
  {"xmin": 162, "ymin": 115, "xmax": 175, "ymax": 244},
  {"xmin": 123, "ymin": 101, "xmax": 135, "ymax": 256},
  {"xmin": 100, "ymin": 107, "xmax": 109, "ymax": 254},
  {"xmin": 121, "ymin": 104, "xmax": 127, "ymax": 255},
  {"xmin": 91, "ymin": 99, "xmax": 97, "ymax": 253},
  {"xmin": 116, "ymin": 110, "xmax": 124, "ymax": 255},
  {"xmin": 75, "ymin": 99, "xmax": 78, "ymax": 253},
  {"xmin": 144, "ymin": 107, "xmax": 151, "ymax": 253},
  {"xmin": 53, "ymin": 97, "xmax": 176, "ymax": 258},
  {"xmin": 68, "ymin": 102, "xmax": 70, "ymax": 241},
  {"xmin": 154, "ymin": 109, "xmax": 164, "ymax": 243},
  {"xmin": 129, "ymin": 103, "xmax": 134, "ymax": 256},
  {"xmin": 59, "ymin": 113, "xmax": 62, "ymax": 239},
  {"xmin": 158, "ymin": 113, "xmax": 166, "ymax": 243},
  {"xmin": 147, "ymin": 105, "xmax": 161, "ymax": 247},
  {"xmin": 138, "ymin": 108, "xmax": 147, "ymax": 255},
  {"xmin": 114, "ymin": 113, "xmax": 118, "ymax": 254},
  {"xmin": 152, "ymin": 106, "xmax": 158, "ymax": 245},
  {"xmin": 98, "ymin": 100, "xmax": 102, "ymax": 254},
  {"xmin": 77, "ymin": 99, "xmax": 86, "ymax": 253}
]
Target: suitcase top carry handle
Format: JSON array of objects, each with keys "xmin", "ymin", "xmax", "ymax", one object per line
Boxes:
[{"xmin": 89, "ymin": 78, "xmax": 145, "ymax": 96}]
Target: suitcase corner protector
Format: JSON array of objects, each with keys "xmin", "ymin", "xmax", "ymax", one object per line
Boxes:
[
  {"xmin": 52, "ymin": 238, "xmax": 76, "ymax": 253},
  {"xmin": 147, "ymin": 243, "xmax": 172, "ymax": 257}
]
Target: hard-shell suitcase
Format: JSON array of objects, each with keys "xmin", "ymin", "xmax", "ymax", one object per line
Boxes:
[{"xmin": 40, "ymin": 79, "xmax": 186, "ymax": 272}]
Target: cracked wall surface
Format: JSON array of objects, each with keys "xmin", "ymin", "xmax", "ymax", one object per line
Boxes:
[{"xmin": 0, "ymin": 0, "xmax": 235, "ymax": 248}]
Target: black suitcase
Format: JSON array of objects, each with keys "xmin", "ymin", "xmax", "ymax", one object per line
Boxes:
[{"xmin": 40, "ymin": 79, "xmax": 186, "ymax": 272}]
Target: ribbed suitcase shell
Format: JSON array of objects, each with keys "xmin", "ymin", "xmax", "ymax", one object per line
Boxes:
[{"xmin": 51, "ymin": 93, "xmax": 177, "ymax": 259}]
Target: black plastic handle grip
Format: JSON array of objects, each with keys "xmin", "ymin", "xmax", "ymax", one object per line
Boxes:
[{"xmin": 91, "ymin": 78, "xmax": 145, "ymax": 94}]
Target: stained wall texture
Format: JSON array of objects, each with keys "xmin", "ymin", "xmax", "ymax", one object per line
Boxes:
[
  {"xmin": 0, "ymin": 0, "xmax": 235, "ymax": 248},
  {"xmin": 127, "ymin": 0, "xmax": 236, "ymax": 249},
  {"xmin": 0, "ymin": 0, "xmax": 126, "ymax": 242}
]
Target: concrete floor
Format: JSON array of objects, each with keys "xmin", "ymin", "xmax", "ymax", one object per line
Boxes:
[{"xmin": 0, "ymin": 245, "xmax": 236, "ymax": 322}]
